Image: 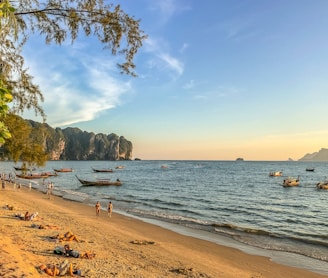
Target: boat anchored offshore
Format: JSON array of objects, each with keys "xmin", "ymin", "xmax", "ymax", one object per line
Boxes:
[
  {"xmin": 317, "ymin": 180, "xmax": 328, "ymax": 189},
  {"xmin": 75, "ymin": 175, "xmax": 122, "ymax": 186},
  {"xmin": 283, "ymin": 177, "xmax": 300, "ymax": 187},
  {"xmin": 16, "ymin": 173, "xmax": 49, "ymax": 179},
  {"xmin": 305, "ymin": 168, "xmax": 315, "ymax": 172},
  {"xmin": 54, "ymin": 168, "xmax": 73, "ymax": 172},
  {"xmin": 269, "ymin": 171, "xmax": 282, "ymax": 177},
  {"xmin": 91, "ymin": 167, "xmax": 113, "ymax": 173}
]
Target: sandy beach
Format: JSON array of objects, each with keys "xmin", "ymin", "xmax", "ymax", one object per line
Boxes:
[{"xmin": 0, "ymin": 181, "xmax": 326, "ymax": 278}]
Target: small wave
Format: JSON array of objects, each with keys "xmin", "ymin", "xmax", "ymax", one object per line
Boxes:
[
  {"xmin": 212, "ymin": 223, "xmax": 274, "ymax": 237},
  {"xmin": 56, "ymin": 189, "xmax": 89, "ymax": 202},
  {"xmin": 287, "ymin": 234, "xmax": 328, "ymax": 249},
  {"xmin": 211, "ymin": 222, "xmax": 328, "ymax": 262},
  {"xmin": 128, "ymin": 209, "xmax": 210, "ymax": 226}
]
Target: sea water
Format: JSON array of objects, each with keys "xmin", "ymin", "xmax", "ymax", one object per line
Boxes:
[{"xmin": 1, "ymin": 160, "xmax": 328, "ymax": 275}]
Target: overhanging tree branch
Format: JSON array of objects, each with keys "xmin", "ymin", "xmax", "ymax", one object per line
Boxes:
[
  {"xmin": 13, "ymin": 1, "xmax": 147, "ymax": 76},
  {"xmin": 1, "ymin": 0, "xmax": 147, "ymax": 147}
]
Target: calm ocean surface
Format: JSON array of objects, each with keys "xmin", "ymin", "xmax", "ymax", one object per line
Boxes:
[{"xmin": 1, "ymin": 160, "xmax": 328, "ymax": 275}]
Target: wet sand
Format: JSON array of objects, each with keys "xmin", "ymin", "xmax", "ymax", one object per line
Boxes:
[{"xmin": 0, "ymin": 182, "xmax": 326, "ymax": 277}]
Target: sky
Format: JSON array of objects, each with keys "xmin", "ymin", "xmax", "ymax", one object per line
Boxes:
[{"xmin": 21, "ymin": 0, "xmax": 328, "ymax": 161}]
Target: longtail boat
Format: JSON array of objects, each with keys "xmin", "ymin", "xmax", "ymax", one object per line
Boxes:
[
  {"xmin": 76, "ymin": 175, "xmax": 122, "ymax": 186},
  {"xmin": 91, "ymin": 167, "xmax": 113, "ymax": 173},
  {"xmin": 16, "ymin": 173, "xmax": 49, "ymax": 179},
  {"xmin": 54, "ymin": 168, "xmax": 73, "ymax": 172}
]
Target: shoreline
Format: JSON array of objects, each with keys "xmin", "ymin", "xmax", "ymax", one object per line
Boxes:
[
  {"xmin": 122, "ymin": 214, "xmax": 328, "ymax": 276},
  {"xmin": 0, "ymin": 182, "xmax": 327, "ymax": 277}
]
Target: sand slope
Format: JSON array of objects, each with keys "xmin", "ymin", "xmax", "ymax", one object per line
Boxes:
[{"xmin": 0, "ymin": 182, "xmax": 326, "ymax": 278}]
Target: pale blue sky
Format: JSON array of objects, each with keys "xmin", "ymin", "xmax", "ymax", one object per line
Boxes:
[{"xmin": 22, "ymin": 0, "xmax": 328, "ymax": 160}]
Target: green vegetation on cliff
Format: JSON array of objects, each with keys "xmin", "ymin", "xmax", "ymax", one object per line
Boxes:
[{"xmin": 2, "ymin": 116, "xmax": 133, "ymax": 161}]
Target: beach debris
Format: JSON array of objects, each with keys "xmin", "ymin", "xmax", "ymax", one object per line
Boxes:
[
  {"xmin": 130, "ymin": 240, "xmax": 155, "ymax": 245},
  {"xmin": 170, "ymin": 267, "xmax": 194, "ymax": 275},
  {"xmin": 31, "ymin": 223, "xmax": 61, "ymax": 230},
  {"xmin": 170, "ymin": 267, "xmax": 211, "ymax": 277}
]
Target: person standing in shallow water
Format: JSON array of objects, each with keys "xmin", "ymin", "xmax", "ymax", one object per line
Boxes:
[
  {"xmin": 95, "ymin": 201, "xmax": 100, "ymax": 216},
  {"xmin": 107, "ymin": 201, "xmax": 113, "ymax": 218}
]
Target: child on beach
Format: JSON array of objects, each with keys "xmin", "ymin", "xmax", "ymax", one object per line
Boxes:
[{"xmin": 95, "ymin": 201, "xmax": 100, "ymax": 216}]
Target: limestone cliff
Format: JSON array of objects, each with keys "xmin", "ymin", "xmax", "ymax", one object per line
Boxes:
[
  {"xmin": 28, "ymin": 120, "xmax": 133, "ymax": 161},
  {"xmin": 298, "ymin": 148, "xmax": 328, "ymax": 161}
]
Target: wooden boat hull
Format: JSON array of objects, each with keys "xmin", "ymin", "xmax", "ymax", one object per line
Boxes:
[
  {"xmin": 269, "ymin": 171, "xmax": 282, "ymax": 177},
  {"xmin": 317, "ymin": 182, "xmax": 328, "ymax": 189},
  {"xmin": 76, "ymin": 176, "xmax": 122, "ymax": 186},
  {"xmin": 283, "ymin": 178, "xmax": 299, "ymax": 187},
  {"xmin": 16, "ymin": 174, "xmax": 49, "ymax": 179},
  {"xmin": 41, "ymin": 172, "xmax": 58, "ymax": 177},
  {"xmin": 92, "ymin": 168, "xmax": 113, "ymax": 173},
  {"xmin": 14, "ymin": 166, "xmax": 36, "ymax": 171},
  {"xmin": 306, "ymin": 168, "xmax": 315, "ymax": 172},
  {"xmin": 283, "ymin": 181, "xmax": 299, "ymax": 187},
  {"xmin": 54, "ymin": 168, "xmax": 73, "ymax": 172}
]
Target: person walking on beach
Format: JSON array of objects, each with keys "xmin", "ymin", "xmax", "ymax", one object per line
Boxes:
[
  {"xmin": 107, "ymin": 201, "xmax": 113, "ymax": 218},
  {"xmin": 47, "ymin": 181, "xmax": 54, "ymax": 199},
  {"xmin": 47, "ymin": 181, "xmax": 51, "ymax": 199},
  {"xmin": 50, "ymin": 182, "xmax": 54, "ymax": 196},
  {"xmin": 28, "ymin": 181, "xmax": 32, "ymax": 191},
  {"xmin": 95, "ymin": 201, "xmax": 100, "ymax": 216}
]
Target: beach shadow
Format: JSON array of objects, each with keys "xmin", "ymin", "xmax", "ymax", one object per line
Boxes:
[
  {"xmin": 129, "ymin": 240, "xmax": 156, "ymax": 245},
  {"xmin": 170, "ymin": 267, "xmax": 210, "ymax": 277},
  {"xmin": 170, "ymin": 267, "xmax": 194, "ymax": 275},
  {"xmin": 39, "ymin": 235, "xmax": 59, "ymax": 243},
  {"xmin": 0, "ymin": 215, "xmax": 16, "ymax": 219},
  {"xmin": 33, "ymin": 250, "xmax": 55, "ymax": 257}
]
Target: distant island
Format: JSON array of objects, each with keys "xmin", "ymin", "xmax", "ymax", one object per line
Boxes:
[
  {"xmin": 298, "ymin": 148, "xmax": 328, "ymax": 161},
  {"xmin": 232, "ymin": 149, "xmax": 328, "ymax": 162}
]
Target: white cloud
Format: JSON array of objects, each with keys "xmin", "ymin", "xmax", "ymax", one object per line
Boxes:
[
  {"xmin": 158, "ymin": 53, "xmax": 184, "ymax": 76},
  {"xmin": 144, "ymin": 37, "xmax": 165, "ymax": 53},
  {"xmin": 149, "ymin": 0, "xmax": 191, "ymax": 23},
  {"xmin": 180, "ymin": 43, "xmax": 189, "ymax": 53},
  {"xmin": 182, "ymin": 80, "xmax": 195, "ymax": 90},
  {"xmin": 217, "ymin": 16, "xmax": 259, "ymax": 43},
  {"xmin": 144, "ymin": 38, "xmax": 184, "ymax": 76},
  {"xmin": 156, "ymin": 0, "xmax": 177, "ymax": 18},
  {"xmin": 193, "ymin": 95, "xmax": 207, "ymax": 100},
  {"xmin": 186, "ymin": 85, "xmax": 241, "ymax": 101},
  {"xmin": 23, "ymin": 46, "xmax": 131, "ymax": 128}
]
